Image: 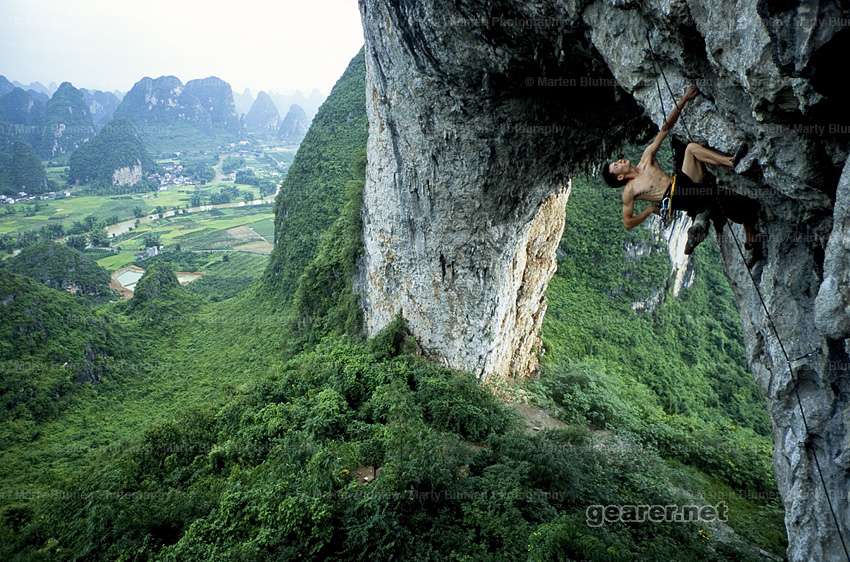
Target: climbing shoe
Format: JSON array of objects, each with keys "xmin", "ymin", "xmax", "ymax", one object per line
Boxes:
[{"xmin": 732, "ymin": 142, "xmax": 749, "ymax": 168}]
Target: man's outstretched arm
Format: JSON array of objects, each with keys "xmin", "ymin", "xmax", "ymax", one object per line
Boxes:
[{"xmin": 641, "ymin": 85, "xmax": 699, "ymax": 162}]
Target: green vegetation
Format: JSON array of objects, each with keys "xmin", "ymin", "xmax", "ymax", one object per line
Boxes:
[
  {"xmin": 185, "ymin": 252, "xmax": 269, "ymax": 302},
  {"xmin": 0, "ymin": 193, "xmax": 142, "ymax": 236},
  {"xmin": 235, "ymin": 168, "xmax": 259, "ymax": 185},
  {"xmin": 2, "ymin": 318, "xmax": 770, "ymax": 562},
  {"xmin": 68, "ymin": 119, "xmax": 154, "ymax": 187},
  {"xmin": 39, "ymin": 82, "xmax": 95, "ymax": 159},
  {"xmin": 183, "ymin": 159, "xmax": 215, "ymax": 183},
  {"xmin": 206, "ymin": 185, "xmax": 253, "ymax": 204},
  {"xmin": 285, "ymin": 149, "xmax": 366, "ymax": 349},
  {"xmin": 114, "ymin": 245, "xmax": 270, "ymax": 304},
  {"xmin": 136, "ymin": 123, "xmax": 235, "ymax": 157},
  {"xmin": 0, "ymin": 271, "xmax": 142, "ymax": 437},
  {"xmin": 0, "ymin": 51, "xmax": 784, "ymax": 560},
  {"xmin": 102, "ymin": 205, "xmax": 274, "ymax": 262},
  {"xmin": 0, "ymin": 87, "xmax": 46, "ymax": 129},
  {"xmin": 112, "ymin": 75, "xmax": 239, "ymax": 156},
  {"xmin": 122, "ymin": 263, "xmax": 203, "ymax": 328},
  {"xmin": 0, "ymin": 166, "xmax": 276, "ymax": 254},
  {"xmin": 2, "ymin": 241, "xmax": 111, "ymax": 296},
  {"xmin": 265, "ymin": 49, "xmax": 368, "ymax": 300},
  {"xmin": 0, "ymin": 141, "xmax": 49, "ymax": 196},
  {"xmin": 222, "ymin": 156, "xmax": 245, "ymax": 173},
  {"xmin": 0, "ymin": 182, "xmax": 259, "ymax": 237},
  {"xmin": 130, "ymin": 262, "xmax": 178, "ymax": 303},
  {"xmin": 43, "ymin": 83, "xmax": 93, "ymax": 132}
]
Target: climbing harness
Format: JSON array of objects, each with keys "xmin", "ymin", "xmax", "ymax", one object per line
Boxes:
[
  {"xmin": 658, "ymin": 174, "xmax": 677, "ymax": 228},
  {"xmin": 645, "ymin": 29, "xmax": 850, "ymax": 560}
]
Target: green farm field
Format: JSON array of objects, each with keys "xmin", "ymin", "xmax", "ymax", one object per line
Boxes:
[
  {"xmin": 97, "ymin": 206, "xmax": 275, "ymax": 271},
  {"xmin": 0, "ymin": 181, "xmax": 267, "ymax": 235}
]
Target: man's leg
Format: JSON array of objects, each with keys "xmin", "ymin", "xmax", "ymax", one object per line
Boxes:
[
  {"xmin": 676, "ymin": 173, "xmax": 714, "ymax": 255},
  {"xmin": 680, "ymin": 143, "xmax": 738, "ymax": 255},
  {"xmin": 682, "ymin": 143, "xmax": 733, "ymax": 183}
]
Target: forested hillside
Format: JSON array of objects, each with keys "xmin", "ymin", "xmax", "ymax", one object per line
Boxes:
[
  {"xmin": 68, "ymin": 119, "xmax": 154, "ymax": 187},
  {"xmin": 2, "ymin": 241, "xmax": 111, "ymax": 296},
  {"xmin": 0, "ymin": 141, "xmax": 49, "ymax": 196},
  {"xmin": 0, "ymin": 270, "xmax": 142, "ymax": 436},
  {"xmin": 113, "ymin": 75, "xmax": 241, "ymax": 154},
  {"xmin": 0, "ymin": 50, "xmax": 783, "ymax": 561},
  {"xmin": 265, "ymin": 52, "xmax": 368, "ymax": 301},
  {"xmin": 40, "ymin": 82, "xmax": 96, "ymax": 158}
]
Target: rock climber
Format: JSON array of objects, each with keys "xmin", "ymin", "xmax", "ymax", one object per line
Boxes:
[{"xmin": 600, "ymin": 84, "xmax": 763, "ymax": 265}]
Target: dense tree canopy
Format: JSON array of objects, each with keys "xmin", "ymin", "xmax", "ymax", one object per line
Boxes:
[
  {"xmin": 0, "ymin": 141, "xmax": 49, "ymax": 195},
  {"xmin": 2, "ymin": 241, "xmax": 111, "ymax": 295},
  {"xmin": 68, "ymin": 119, "xmax": 154, "ymax": 186}
]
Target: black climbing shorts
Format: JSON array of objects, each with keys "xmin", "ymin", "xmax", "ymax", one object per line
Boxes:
[
  {"xmin": 670, "ymin": 150, "xmax": 760, "ymax": 225},
  {"xmin": 670, "ymin": 172, "xmax": 715, "ymax": 217}
]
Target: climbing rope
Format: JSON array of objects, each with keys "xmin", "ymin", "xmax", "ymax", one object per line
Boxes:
[
  {"xmin": 645, "ymin": 31, "xmax": 694, "ymax": 143},
  {"xmin": 726, "ymin": 223, "xmax": 850, "ymax": 561},
  {"xmin": 645, "ymin": 32, "xmax": 684, "ymax": 228},
  {"xmin": 647, "ymin": 67, "xmax": 678, "ymax": 226},
  {"xmin": 644, "ymin": 29, "xmax": 850, "ymax": 560}
]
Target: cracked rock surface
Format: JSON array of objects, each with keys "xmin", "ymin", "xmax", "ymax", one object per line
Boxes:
[{"xmin": 358, "ymin": 2, "xmax": 849, "ymax": 558}]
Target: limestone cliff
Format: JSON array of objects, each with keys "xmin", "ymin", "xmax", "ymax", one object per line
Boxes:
[
  {"xmin": 628, "ymin": 213, "xmax": 695, "ymax": 313},
  {"xmin": 111, "ymin": 161, "xmax": 142, "ymax": 187},
  {"xmin": 358, "ymin": 0, "xmax": 648, "ymax": 381},
  {"xmin": 358, "ymin": 1, "xmax": 850, "ymax": 560}
]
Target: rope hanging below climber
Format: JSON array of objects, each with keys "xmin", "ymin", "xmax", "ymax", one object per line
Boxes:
[{"xmin": 599, "ymin": 29, "xmax": 850, "ymax": 562}]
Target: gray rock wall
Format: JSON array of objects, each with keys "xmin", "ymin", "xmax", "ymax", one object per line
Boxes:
[
  {"xmin": 359, "ymin": 1, "xmax": 850, "ymax": 558},
  {"xmin": 358, "ymin": 0, "xmax": 649, "ymax": 379},
  {"xmin": 578, "ymin": 3, "xmax": 848, "ymax": 560}
]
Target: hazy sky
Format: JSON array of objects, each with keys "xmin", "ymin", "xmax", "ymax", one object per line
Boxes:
[{"xmin": 1, "ymin": 0, "xmax": 364, "ymax": 96}]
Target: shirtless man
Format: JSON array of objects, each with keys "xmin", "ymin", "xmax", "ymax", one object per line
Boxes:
[{"xmin": 600, "ymin": 85, "xmax": 762, "ymax": 263}]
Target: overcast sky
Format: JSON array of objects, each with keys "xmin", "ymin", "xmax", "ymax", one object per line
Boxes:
[{"xmin": 0, "ymin": 0, "xmax": 364, "ymax": 96}]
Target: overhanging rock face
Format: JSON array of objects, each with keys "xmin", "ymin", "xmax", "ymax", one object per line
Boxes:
[
  {"xmin": 357, "ymin": 0, "xmax": 649, "ymax": 380},
  {"xmin": 358, "ymin": 2, "xmax": 850, "ymax": 559}
]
